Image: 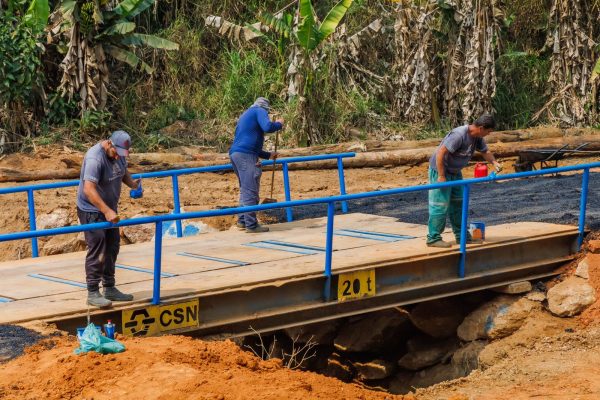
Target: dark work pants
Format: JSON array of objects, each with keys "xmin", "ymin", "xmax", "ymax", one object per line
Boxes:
[
  {"xmin": 77, "ymin": 207, "xmax": 120, "ymax": 292},
  {"xmin": 230, "ymin": 152, "xmax": 262, "ymax": 229}
]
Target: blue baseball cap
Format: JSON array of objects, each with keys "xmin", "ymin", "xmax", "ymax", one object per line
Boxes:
[{"xmin": 110, "ymin": 130, "xmax": 131, "ymax": 157}]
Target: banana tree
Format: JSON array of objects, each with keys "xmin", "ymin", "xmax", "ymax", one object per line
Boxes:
[{"xmin": 56, "ymin": 0, "xmax": 179, "ymax": 112}]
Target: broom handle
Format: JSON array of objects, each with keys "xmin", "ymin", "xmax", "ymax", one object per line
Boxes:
[{"xmin": 269, "ymin": 132, "xmax": 279, "ymax": 199}]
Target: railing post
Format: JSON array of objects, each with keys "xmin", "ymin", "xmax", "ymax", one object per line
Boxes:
[
  {"xmin": 152, "ymin": 221, "xmax": 163, "ymax": 305},
  {"xmin": 578, "ymin": 168, "xmax": 590, "ymax": 249},
  {"xmin": 458, "ymin": 184, "xmax": 470, "ymax": 278},
  {"xmin": 324, "ymin": 202, "xmax": 335, "ymax": 301},
  {"xmin": 282, "ymin": 162, "xmax": 293, "ymax": 222},
  {"xmin": 171, "ymin": 175, "xmax": 183, "ymax": 238},
  {"xmin": 27, "ymin": 189, "xmax": 39, "ymax": 257},
  {"xmin": 337, "ymin": 157, "xmax": 349, "ymax": 213}
]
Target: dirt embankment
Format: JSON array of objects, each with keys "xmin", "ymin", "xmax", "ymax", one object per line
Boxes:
[{"xmin": 0, "ymin": 334, "xmax": 411, "ymax": 400}]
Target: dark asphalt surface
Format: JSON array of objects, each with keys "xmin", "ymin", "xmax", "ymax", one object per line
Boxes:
[
  {"xmin": 0, "ymin": 325, "xmax": 46, "ymax": 363},
  {"xmin": 268, "ymin": 171, "xmax": 600, "ymax": 231}
]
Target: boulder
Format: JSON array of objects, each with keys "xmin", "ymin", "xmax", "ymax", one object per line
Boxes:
[
  {"xmin": 37, "ymin": 208, "xmax": 71, "ymax": 230},
  {"xmin": 588, "ymin": 240, "xmax": 600, "ymax": 254},
  {"xmin": 451, "ymin": 340, "xmax": 487, "ymax": 376},
  {"xmin": 354, "ymin": 359, "xmax": 397, "ymax": 380},
  {"xmin": 575, "ymin": 257, "xmax": 590, "ymax": 279},
  {"xmin": 408, "ymin": 363, "xmax": 464, "ymax": 389},
  {"xmin": 547, "ymin": 277, "xmax": 596, "ymax": 317},
  {"xmin": 321, "ymin": 353, "xmax": 354, "ymax": 382},
  {"xmin": 398, "ymin": 336, "xmax": 458, "ymax": 371},
  {"xmin": 492, "ymin": 281, "xmax": 532, "ymax": 294},
  {"xmin": 525, "ymin": 291, "xmax": 546, "ymax": 302},
  {"xmin": 40, "ymin": 232, "xmax": 86, "ymax": 256},
  {"xmin": 122, "ymin": 214, "xmax": 154, "ymax": 243},
  {"xmin": 409, "ymin": 298, "xmax": 466, "ymax": 338},
  {"xmin": 457, "ymin": 295, "xmax": 538, "ymax": 341},
  {"xmin": 388, "ymin": 371, "xmax": 415, "ymax": 395},
  {"xmin": 334, "ymin": 309, "xmax": 412, "ymax": 353},
  {"xmin": 284, "ymin": 320, "xmax": 342, "ymax": 346}
]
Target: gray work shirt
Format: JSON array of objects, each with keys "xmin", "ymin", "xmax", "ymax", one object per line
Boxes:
[
  {"xmin": 429, "ymin": 125, "xmax": 488, "ymax": 174},
  {"xmin": 76, "ymin": 142, "xmax": 127, "ymax": 213}
]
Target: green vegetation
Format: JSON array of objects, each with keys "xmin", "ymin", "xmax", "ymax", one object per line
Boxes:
[{"xmin": 0, "ymin": 0, "xmax": 599, "ymax": 153}]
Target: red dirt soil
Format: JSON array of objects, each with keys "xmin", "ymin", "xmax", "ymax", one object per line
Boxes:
[{"xmin": 0, "ymin": 335, "xmax": 412, "ymax": 400}]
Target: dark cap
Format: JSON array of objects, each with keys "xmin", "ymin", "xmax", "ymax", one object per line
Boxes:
[{"xmin": 110, "ymin": 130, "xmax": 131, "ymax": 157}]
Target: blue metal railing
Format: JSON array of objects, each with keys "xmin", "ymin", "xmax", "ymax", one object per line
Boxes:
[
  {"xmin": 0, "ymin": 161, "xmax": 596, "ymax": 305},
  {"xmin": 0, "ymin": 153, "xmax": 355, "ymax": 257}
]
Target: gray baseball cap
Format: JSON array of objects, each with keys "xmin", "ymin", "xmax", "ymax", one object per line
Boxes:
[{"xmin": 110, "ymin": 130, "xmax": 131, "ymax": 157}]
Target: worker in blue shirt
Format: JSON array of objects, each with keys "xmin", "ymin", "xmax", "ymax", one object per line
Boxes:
[{"xmin": 229, "ymin": 97, "xmax": 284, "ymax": 233}]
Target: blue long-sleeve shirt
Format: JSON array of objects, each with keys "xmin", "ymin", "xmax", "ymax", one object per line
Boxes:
[{"xmin": 229, "ymin": 106, "xmax": 283, "ymax": 159}]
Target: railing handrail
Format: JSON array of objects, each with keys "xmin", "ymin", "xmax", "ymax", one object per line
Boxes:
[
  {"xmin": 1, "ymin": 161, "xmax": 598, "ymax": 243},
  {"xmin": 0, "ymin": 153, "xmax": 356, "ymax": 195}
]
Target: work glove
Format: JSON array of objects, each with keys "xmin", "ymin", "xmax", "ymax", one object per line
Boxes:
[{"xmin": 493, "ymin": 162, "xmax": 503, "ymax": 173}]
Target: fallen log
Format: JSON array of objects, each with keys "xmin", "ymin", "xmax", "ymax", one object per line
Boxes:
[{"xmin": 0, "ymin": 134, "xmax": 598, "ymax": 183}]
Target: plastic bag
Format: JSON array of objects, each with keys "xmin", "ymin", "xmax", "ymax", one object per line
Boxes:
[{"xmin": 74, "ymin": 323, "xmax": 126, "ymax": 355}]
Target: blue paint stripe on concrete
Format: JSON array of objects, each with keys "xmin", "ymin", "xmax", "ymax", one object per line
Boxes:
[
  {"xmin": 177, "ymin": 252, "xmax": 248, "ymax": 266},
  {"xmin": 244, "ymin": 242, "xmax": 318, "ymax": 255},
  {"xmin": 116, "ymin": 264, "xmax": 176, "ymax": 278},
  {"xmin": 260, "ymin": 240, "xmax": 326, "ymax": 252},
  {"xmin": 339, "ymin": 229, "xmax": 415, "ymax": 240},
  {"xmin": 28, "ymin": 274, "xmax": 87, "ymax": 288}
]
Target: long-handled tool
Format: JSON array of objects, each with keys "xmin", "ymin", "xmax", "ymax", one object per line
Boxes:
[{"xmin": 261, "ymin": 131, "xmax": 279, "ymax": 204}]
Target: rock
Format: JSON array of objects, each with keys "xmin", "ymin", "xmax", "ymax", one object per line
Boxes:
[
  {"xmin": 547, "ymin": 277, "xmax": 596, "ymax": 317},
  {"xmin": 492, "ymin": 281, "xmax": 532, "ymax": 294},
  {"xmin": 457, "ymin": 295, "xmax": 538, "ymax": 341},
  {"xmin": 576, "ymin": 258, "xmax": 590, "ymax": 279},
  {"xmin": 354, "ymin": 359, "xmax": 396, "ymax": 380},
  {"xmin": 40, "ymin": 232, "xmax": 86, "ymax": 256},
  {"xmin": 409, "ymin": 298, "xmax": 467, "ymax": 338},
  {"xmin": 588, "ymin": 240, "xmax": 600, "ymax": 254},
  {"xmin": 398, "ymin": 337, "xmax": 459, "ymax": 371},
  {"xmin": 388, "ymin": 371, "xmax": 415, "ymax": 395},
  {"xmin": 525, "ymin": 291, "xmax": 546, "ymax": 302},
  {"xmin": 284, "ymin": 320, "xmax": 342, "ymax": 346},
  {"xmin": 409, "ymin": 363, "xmax": 464, "ymax": 389},
  {"xmin": 451, "ymin": 340, "xmax": 487, "ymax": 376},
  {"xmin": 334, "ymin": 309, "xmax": 412, "ymax": 353},
  {"xmin": 122, "ymin": 214, "xmax": 155, "ymax": 243},
  {"xmin": 37, "ymin": 208, "xmax": 70, "ymax": 230},
  {"xmin": 322, "ymin": 353, "xmax": 354, "ymax": 382}
]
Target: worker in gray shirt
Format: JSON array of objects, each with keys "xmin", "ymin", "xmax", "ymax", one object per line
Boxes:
[
  {"xmin": 427, "ymin": 114, "xmax": 502, "ymax": 248},
  {"xmin": 76, "ymin": 130, "xmax": 141, "ymax": 308}
]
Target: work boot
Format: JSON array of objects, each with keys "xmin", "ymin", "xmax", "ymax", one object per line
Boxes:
[
  {"xmin": 427, "ymin": 240, "xmax": 452, "ymax": 248},
  {"xmin": 466, "ymin": 238, "xmax": 484, "ymax": 244},
  {"xmin": 103, "ymin": 286, "xmax": 134, "ymax": 301},
  {"xmin": 246, "ymin": 224, "xmax": 269, "ymax": 233},
  {"xmin": 87, "ymin": 291, "xmax": 112, "ymax": 308}
]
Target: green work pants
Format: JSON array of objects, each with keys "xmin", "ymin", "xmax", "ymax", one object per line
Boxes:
[{"xmin": 426, "ymin": 168, "xmax": 470, "ymax": 244}]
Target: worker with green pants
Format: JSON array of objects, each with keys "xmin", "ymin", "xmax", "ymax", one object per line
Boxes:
[{"xmin": 427, "ymin": 114, "xmax": 502, "ymax": 248}]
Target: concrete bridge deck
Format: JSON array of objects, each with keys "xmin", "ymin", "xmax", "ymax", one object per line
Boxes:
[{"xmin": 0, "ymin": 213, "xmax": 579, "ymax": 337}]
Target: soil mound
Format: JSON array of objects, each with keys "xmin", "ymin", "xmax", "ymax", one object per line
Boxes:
[{"xmin": 0, "ymin": 335, "xmax": 408, "ymax": 400}]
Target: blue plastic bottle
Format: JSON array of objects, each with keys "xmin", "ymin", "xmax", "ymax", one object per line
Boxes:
[
  {"xmin": 104, "ymin": 320, "xmax": 115, "ymax": 339},
  {"xmin": 130, "ymin": 179, "xmax": 143, "ymax": 199}
]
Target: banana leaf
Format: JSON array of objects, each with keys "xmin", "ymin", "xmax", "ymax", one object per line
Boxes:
[
  {"xmin": 592, "ymin": 56, "xmax": 600, "ymax": 83},
  {"xmin": 22, "ymin": 0, "xmax": 49, "ymax": 33},
  {"xmin": 113, "ymin": 0, "xmax": 154, "ymax": 19},
  {"xmin": 319, "ymin": 0, "xmax": 353, "ymax": 40},
  {"xmin": 105, "ymin": 45, "xmax": 140, "ymax": 68},
  {"xmin": 297, "ymin": 0, "xmax": 320, "ymax": 51},
  {"xmin": 97, "ymin": 21, "xmax": 136, "ymax": 38},
  {"xmin": 120, "ymin": 33, "xmax": 179, "ymax": 50}
]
